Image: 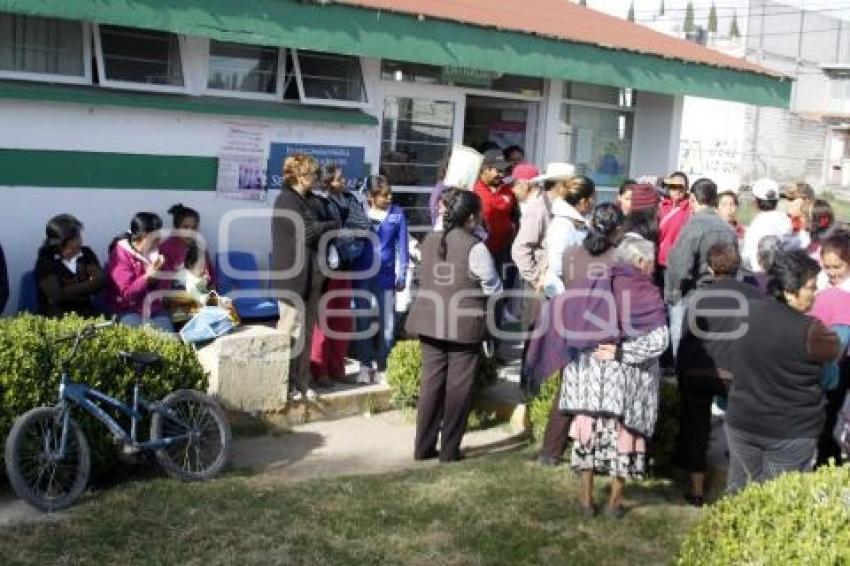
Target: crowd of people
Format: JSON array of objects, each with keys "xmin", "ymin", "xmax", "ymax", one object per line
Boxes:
[
  {"xmin": 5, "ymin": 143, "xmax": 849, "ymax": 515},
  {"xmin": 404, "ymin": 146, "xmax": 850, "ymax": 516}
]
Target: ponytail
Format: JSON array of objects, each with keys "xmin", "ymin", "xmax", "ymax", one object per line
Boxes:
[{"xmin": 439, "ymin": 189, "xmax": 482, "ymax": 260}]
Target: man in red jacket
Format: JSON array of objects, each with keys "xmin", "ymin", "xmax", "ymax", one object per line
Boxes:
[{"xmin": 473, "ymin": 149, "xmax": 518, "ymax": 355}]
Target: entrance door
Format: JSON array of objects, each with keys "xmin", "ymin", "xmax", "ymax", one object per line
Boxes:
[{"xmin": 463, "ymin": 96, "xmax": 537, "ymax": 162}]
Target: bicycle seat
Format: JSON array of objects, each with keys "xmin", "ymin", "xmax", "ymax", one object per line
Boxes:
[{"xmin": 118, "ymin": 351, "xmax": 161, "ymax": 367}]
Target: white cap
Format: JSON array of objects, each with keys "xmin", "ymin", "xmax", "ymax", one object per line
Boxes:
[
  {"xmin": 752, "ymin": 178, "xmax": 780, "ymax": 201},
  {"xmin": 531, "ymin": 162, "xmax": 576, "ymax": 184}
]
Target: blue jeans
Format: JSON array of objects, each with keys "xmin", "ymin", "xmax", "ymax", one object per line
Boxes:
[
  {"xmin": 119, "ymin": 312, "xmax": 175, "ymax": 333},
  {"xmin": 352, "ymin": 279, "xmax": 395, "ymax": 371}
]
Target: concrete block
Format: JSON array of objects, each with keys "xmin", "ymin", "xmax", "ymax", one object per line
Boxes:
[{"xmin": 197, "ymin": 325, "xmax": 290, "ymax": 413}]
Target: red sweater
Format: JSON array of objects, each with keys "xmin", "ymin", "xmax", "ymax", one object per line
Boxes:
[
  {"xmin": 657, "ymin": 197, "xmax": 692, "ymax": 267},
  {"xmin": 474, "ymin": 180, "xmax": 517, "ymax": 255}
]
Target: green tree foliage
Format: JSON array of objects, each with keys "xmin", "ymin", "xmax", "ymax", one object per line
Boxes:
[
  {"xmin": 659, "ymin": 0, "xmax": 665, "ymax": 16},
  {"xmin": 708, "ymin": 2, "xmax": 718, "ymax": 33},
  {"xmin": 627, "ymin": 2, "xmax": 635, "ymax": 22},
  {"xmin": 684, "ymin": 1, "xmax": 695, "ymax": 32},
  {"xmin": 729, "ymin": 10, "xmax": 741, "ymax": 38}
]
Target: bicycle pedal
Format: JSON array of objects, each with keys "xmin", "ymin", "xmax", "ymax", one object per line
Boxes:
[{"xmin": 120, "ymin": 443, "xmax": 140, "ymax": 456}]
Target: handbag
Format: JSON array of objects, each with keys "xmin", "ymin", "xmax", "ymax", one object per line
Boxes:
[{"xmin": 179, "ymin": 306, "xmax": 238, "ymax": 344}]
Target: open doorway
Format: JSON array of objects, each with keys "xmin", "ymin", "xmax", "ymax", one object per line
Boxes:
[{"xmin": 463, "ymin": 95, "xmax": 537, "ymax": 163}]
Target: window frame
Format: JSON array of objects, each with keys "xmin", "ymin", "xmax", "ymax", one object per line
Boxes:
[
  {"xmin": 0, "ymin": 17, "xmax": 92, "ymax": 85},
  {"xmin": 291, "ymin": 48, "xmax": 369, "ymax": 109},
  {"xmin": 202, "ymin": 39, "xmax": 285, "ymax": 101},
  {"xmin": 93, "ymin": 23, "xmax": 189, "ymax": 94}
]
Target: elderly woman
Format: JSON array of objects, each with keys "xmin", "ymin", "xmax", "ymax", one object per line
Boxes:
[
  {"xmin": 35, "ymin": 214, "xmax": 103, "ymax": 318},
  {"xmin": 554, "ymin": 235, "xmax": 668, "ymax": 517},
  {"xmin": 726, "ymin": 250, "xmax": 841, "ymax": 494}
]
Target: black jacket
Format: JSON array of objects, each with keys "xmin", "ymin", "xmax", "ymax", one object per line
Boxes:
[
  {"xmin": 270, "ymin": 186, "xmax": 339, "ymax": 303},
  {"xmin": 35, "ymin": 246, "xmax": 103, "ymax": 318},
  {"xmin": 727, "ymin": 297, "xmax": 840, "ymax": 440}
]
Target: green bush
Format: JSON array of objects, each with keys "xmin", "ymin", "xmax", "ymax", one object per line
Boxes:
[
  {"xmin": 529, "ymin": 373, "xmax": 561, "ymax": 443},
  {"xmin": 386, "ymin": 340, "xmax": 498, "ymax": 409},
  {"xmin": 678, "ymin": 465, "xmax": 850, "ymax": 565},
  {"xmin": 527, "ymin": 373, "xmax": 680, "ymax": 477},
  {"xmin": 0, "ymin": 314, "xmax": 207, "ymax": 474}
]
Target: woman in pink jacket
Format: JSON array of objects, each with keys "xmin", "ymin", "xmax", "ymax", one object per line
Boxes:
[
  {"xmin": 657, "ymin": 172, "xmax": 692, "ymax": 283},
  {"xmin": 103, "ymin": 212, "xmax": 173, "ymax": 332}
]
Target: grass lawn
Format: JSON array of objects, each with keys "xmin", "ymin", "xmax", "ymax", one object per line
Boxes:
[{"xmin": 0, "ymin": 449, "xmax": 698, "ymax": 565}]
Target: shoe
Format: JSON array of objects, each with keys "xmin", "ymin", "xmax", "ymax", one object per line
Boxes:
[
  {"xmin": 356, "ymin": 367, "xmax": 371, "ymax": 384},
  {"xmin": 604, "ymin": 505, "xmax": 626, "ymax": 519},
  {"xmin": 414, "ymin": 448, "xmax": 439, "ymax": 461},
  {"xmin": 304, "ymin": 388, "xmax": 318, "ymax": 402},
  {"xmin": 578, "ymin": 503, "xmax": 597, "ymax": 517},
  {"xmin": 288, "ymin": 390, "xmax": 304, "ymax": 403},
  {"xmin": 684, "ymin": 494, "xmax": 705, "ymax": 508},
  {"xmin": 537, "ymin": 455, "xmax": 562, "ymax": 467}
]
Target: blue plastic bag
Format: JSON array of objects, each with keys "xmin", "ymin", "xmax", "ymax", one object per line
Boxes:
[{"xmin": 179, "ymin": 306, "xmax": 237, "ymax": 344}]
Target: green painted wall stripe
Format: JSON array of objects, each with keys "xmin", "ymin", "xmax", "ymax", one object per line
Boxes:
[
  {"xmin": 0, "ymin": 149, "xmax": 217, "ymax": 190},
  {"xmin": 0, "ymin": 0, "xmax": 791, "ymax": 108},
  {"xmin": 0, "ymin": 81, "xmax": 377, "ymax": 126}
]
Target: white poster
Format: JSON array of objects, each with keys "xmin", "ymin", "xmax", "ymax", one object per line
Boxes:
[{"xmin": 216, "ymin": 121, "xmax": 271, "ymax": 201}]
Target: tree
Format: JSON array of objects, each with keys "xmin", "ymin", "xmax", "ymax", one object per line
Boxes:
[
  {"xmin": 578, "ymin": 0, "xmax": 587, "ymax": 6},
  {"xmin": 708, "ymin": 2, "xmax": 718, "ymax": 34},
  {"xmin": 659, "ymin": 0, "xmax": 665, "ymax": 16},
  {"xmin": 627, "ymin": 1, "xmax": 635, "ymax": 22},
  {"xmin": 683, "ymin": 1, "xmax": 695, "ymax": 32},
  {"xmin": 729, "ymin": 10, "xmax": 741, "ymax": 38}
]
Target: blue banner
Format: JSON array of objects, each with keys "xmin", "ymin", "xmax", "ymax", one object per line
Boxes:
[{"xmin": 266, "ymin": 143, "xmax": 366, "ymax": 191}]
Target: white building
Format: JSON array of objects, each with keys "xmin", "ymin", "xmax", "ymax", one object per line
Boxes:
[{"xmin": 0, "ymin": 0, "xmax": 789, "ymax": 312}]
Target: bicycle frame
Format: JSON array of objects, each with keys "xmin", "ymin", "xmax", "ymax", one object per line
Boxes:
[{"xmin": 55, "ymin": 371, "xmax": 190, "ymax": 458}]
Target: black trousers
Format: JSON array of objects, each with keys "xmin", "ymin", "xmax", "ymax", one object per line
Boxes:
[
  {"xmin": 676, "ymin": 371, "xmax": 728, "ymax": 473},
  {"xmin": 540, "ymin": 393, "xmax": 572, "ymax": 461},
  {"xmin": 817, "ymin": 359, "xmax": 850, "ymax": 467},
  {"xmin": 414, "ymin": 336, "xmax": 480, "ymax": 462}
]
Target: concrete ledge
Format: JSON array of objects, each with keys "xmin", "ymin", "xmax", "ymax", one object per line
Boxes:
[
  {"xmin": 249, "ymin": 383, "xmax": 395, "ymax": 430},
  {"xmin": 198, "ymin": 325, "xmax": 290, "ymax": 413}
]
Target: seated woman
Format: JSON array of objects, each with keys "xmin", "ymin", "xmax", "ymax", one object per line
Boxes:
[
  {"xmin": 558, "ymin": 235, "xmax": 668, "ymax": 518},
  {"xmin": 726, "ymin": 250, "xmax": 841, "ymax": 494},
  {"xmin": 159, "ymin": 203, "xmax": 215, "ymax": 288},
  {"xmin": 35, "ymin": 214, "xmax": 103, "ymax": 317},
  {"xmin": 103, "ymin": 212, "xmax": 173, "ymax": 332}
]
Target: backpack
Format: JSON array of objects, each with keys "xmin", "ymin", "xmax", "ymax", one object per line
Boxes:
[{"xmin": 334, "ymin": 185, "xmax": 372, "ymax": 268}]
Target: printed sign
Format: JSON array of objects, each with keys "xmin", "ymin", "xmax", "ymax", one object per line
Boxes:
[
  {"xmin": 216, "ymin": 121, "xmax": 270, "ymax": 201},
  {"xmin": 266, "ymin": 143, "xmax": 366, "ymax": 191}
]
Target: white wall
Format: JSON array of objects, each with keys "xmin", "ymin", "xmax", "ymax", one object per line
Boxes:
[
  {"xmin": 631, "ymin": 91, "xmax": 683, "ymax": 178},
  {"xmin": 0, "ymin": 99, "xmax": 379, "ymax": 313}
]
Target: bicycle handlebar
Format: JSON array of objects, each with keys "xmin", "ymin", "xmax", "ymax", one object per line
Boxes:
[{"xmin": 54, "ymin": 319, "xmax": 116, "ymax": 346}]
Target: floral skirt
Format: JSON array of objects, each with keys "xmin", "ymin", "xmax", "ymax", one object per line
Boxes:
[{"xmin": 569, "ymin": 415, "xmax": 646, "ymax": 479}]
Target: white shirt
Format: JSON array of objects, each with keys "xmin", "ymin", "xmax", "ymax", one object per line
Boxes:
[
  {"xmin": 741, "ymin": 210, "xmax": 792, "ymax": 272},
  {"xmin": 542, "ymin": 198, "xmax": 588, "ymax": 297},
  {"xmin": 469, "ymin": 242, "xmax": 503, "ymax": 296}
]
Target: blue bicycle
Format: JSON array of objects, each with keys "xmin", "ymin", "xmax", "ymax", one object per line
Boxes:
[{"xmin": 4, "ymin": 321, "xmax": 231, "ymax": 512}]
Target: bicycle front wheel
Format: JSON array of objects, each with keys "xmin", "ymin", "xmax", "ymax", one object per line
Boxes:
[
  {"xmin": 5, "ymin": 406, "xmax": 91, "ymax": 512},
  {"xmin": 151, "ymin": 390, "xmax": 231, "ymax": 481}
]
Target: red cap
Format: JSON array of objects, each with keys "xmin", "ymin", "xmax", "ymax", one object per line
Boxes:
[
  {"xmin": 511, "ymin": 162, "xmax": 540, "ymax": 182},
  {"xmin": 630, "ymin": 183, "xmax": 659, "ymax": 211}
]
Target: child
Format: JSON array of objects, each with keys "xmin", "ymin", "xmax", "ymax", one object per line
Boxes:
[{"xmin": 352, "ymin": 176, "xmax": 409, "ymax": 384}]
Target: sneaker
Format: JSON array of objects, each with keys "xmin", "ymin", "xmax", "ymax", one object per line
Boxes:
[
  {"xmin": 304, "ymin": 388, "xmax": 318, "ymax": 402},
  {"xmin": 288, "ymin": 390, "xmax": 304, "ymax": 403},
  {"xmin": 373, "ymin": 370, "xmax": 386, "ymax": 384},
  {"xmin": 356, "ymin": 367, "xmax": 371, "ymax": 384}
]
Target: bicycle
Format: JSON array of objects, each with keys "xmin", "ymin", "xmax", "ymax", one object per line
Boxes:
[{"xmin": 4, "ymin": 320, "xmax": 231, "ymax": 512}]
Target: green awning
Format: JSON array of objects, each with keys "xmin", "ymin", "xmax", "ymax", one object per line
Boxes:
[
  {"xmin": 0, "ymin": 0, "xmax": 791, "ymax": 108},
  {"xmin": 0, "ymin": 81, "xmax": 378, "ymax": 125}
]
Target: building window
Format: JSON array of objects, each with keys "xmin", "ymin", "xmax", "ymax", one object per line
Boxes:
[
  {"xmin": 0, "ymin": 13, "xmax": 90, "ymax": 83},
  {"xmin": 292, "ymin": 50, "xmax": 367, "ymax": 107},
  {"xmin": 207, "ymin": 40, "xmax": 281, "ymax": 98},
  {"xmin": 381, "ymin": 96, "xmax": 455, "ymax": 228},
  {"xmin": 94, "ymin": 24, "xmax": 185, "ymax": 92},
  {"xmin": 381, "ymin": 60, "xmax": 543, "ymax": 97},
  {"xmin": 561, "ymin": 82, "xmax": 636, "ymax": 187}
]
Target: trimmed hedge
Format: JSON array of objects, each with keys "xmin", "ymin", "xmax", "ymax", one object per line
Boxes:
[
  {"xmin": 527, "ymin": 372, "xmax": 680, "ymax": 476},
  {"xmin": 0, "ymin": 314, "xmax": 207, "ymax": 474},
  {"xmin": 678, "ymin": 465, "xmax": 850, "ymax": 564},
  {"xmin": 386, "ymin": 340, "xmax": 498, "ymax": 409}
]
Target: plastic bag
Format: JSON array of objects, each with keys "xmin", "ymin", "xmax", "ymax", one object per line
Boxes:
[{"xmin": 179, "ymin": 306, "xmax": 237, "ymax": 343}]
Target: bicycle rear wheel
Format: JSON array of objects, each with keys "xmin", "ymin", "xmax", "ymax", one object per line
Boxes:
[
  {"xmin": 5, "ymin": 406, "xmax": 91, "ymax": 512},
  {"xmin": 151, "ymin": 390, "xmax": 231, "ymax": 481}
]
